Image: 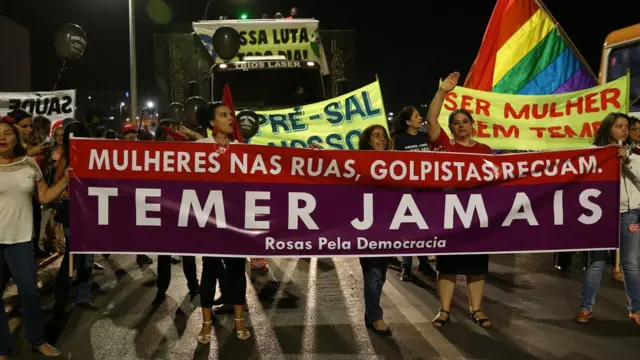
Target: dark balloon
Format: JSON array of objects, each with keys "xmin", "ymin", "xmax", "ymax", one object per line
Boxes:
[
  {"xmin": 212, "ymin": 27, "xmax": 241, "ymax": 61},
  {"xmin": 54, "ymin": 23, "xmax": 88, "ymax": 60},
  {"xmin": 184, "ymin": 96, "xmax": 207, "ymax": 128},
  {"xmin": 168, "ymin": 102, "xmax": 184, "ymax": 122},
  {"xmin": 236, "ymin": 110, "xmax": 260, "ymax": 139}
]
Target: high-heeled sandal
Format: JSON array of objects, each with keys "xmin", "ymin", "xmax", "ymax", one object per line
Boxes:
[
  {"xmin": 31, "ymin": 343, "xmax": 61, "ymax": 357},
  {"xmin": 233, "ymin": 317, "xmax": 251, "ymax": 340},
  {"xmin": 197, "ymin": 321, "xmax": 213, "ymax": 344},
  {"xmin": 470, "ymin": 309, "xmax": 492, "ymax": 328},
  {"xmin": 431, "ymin": 310, "xmax": 451, "ymax": 328}
]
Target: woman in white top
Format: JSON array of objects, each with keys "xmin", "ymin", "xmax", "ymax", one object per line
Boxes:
[
  {"xmin": 576, "ymin": 112, "xmax": 640, "ymax": 325},
  {"xmin": 0, "ymin": 118, "xmax": 71, "ymax": 358},
  {"xmin": 195, "ymin": 102, "xmax": 251, "ymax": 343}
]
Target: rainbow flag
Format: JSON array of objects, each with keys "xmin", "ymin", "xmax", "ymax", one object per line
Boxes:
[{"xmin": 464, "ymin": 0, "xmax": 597, "ymax": 95}]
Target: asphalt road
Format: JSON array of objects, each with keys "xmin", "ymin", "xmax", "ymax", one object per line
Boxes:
[{"xmin": 7, "ymin": 253, "xmax": 639, "ymax": 359}]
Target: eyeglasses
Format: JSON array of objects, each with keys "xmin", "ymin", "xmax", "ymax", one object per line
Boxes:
[{"xmin": 631, "ymin": 128, "xmax": 640, "ymax": 133}]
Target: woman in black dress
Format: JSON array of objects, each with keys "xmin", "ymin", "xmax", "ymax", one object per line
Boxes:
[{"xmin": 425, "ymin": 72, "xmax": 492, "ymax": 328}]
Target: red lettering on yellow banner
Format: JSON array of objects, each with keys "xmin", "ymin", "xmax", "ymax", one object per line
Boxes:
[
  {"xmin": 529, "ymin": 121, "xmax": 602, "ymax": 139},
  {"xmin": 505, "ymin": 89, "xmax": 622, "ymax": 120},
  {"xmin": 475, "ymin": 121, "xmax": 519, "ymax": 139},
  {"xmin": 600, "ymin": 88, "xmax": 621, "ymax": 111},
  {"xmin": 443, "ymin": 92, "xmax": 492, "ymax": 116}
]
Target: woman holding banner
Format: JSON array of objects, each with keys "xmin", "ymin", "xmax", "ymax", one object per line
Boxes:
[
  {"xmin": 195, "ymin": 102, "xmax": 251, "ymax": 342},
  {"xmin": 8, "ymin": 109, "xmax": 50, "ymax": 259},
  {"xmin": 52, "ymin": 122, "xmax": 99, "ymax": 327},
  {"xmin": 576, "ymin": 112, "xmax": 640, "ymax": 325},
  {"xmin": 357, "ymin": 124, "xmax": 395, "ymax": 336},
  {"xmin": 425, "ymin": 72, "xmax": 493, "ymax": 328},
  {"xmin": 0, "ymin": 117, "xmax": 67, "ymax": 357}
]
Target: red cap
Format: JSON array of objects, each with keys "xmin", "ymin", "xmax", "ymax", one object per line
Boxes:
[
  {"xmin": 51, "ymin": 120, "xmax": 64, "ymax": 133},
  {"xmin": 122, "ymin": 122, "xmax": 137, "ymax": 133}
]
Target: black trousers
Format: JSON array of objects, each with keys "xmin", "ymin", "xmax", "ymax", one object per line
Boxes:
[
  {"xmin": 53, "ymin": 238, "xmax": 93, "ymax": 320},
  {"xmin": 157, "ymin": 256, "xmax": 199, "ymax": 293},
  {"xmin": 200, "ymin": 257, "xmax": 246, "ymax": 308}
]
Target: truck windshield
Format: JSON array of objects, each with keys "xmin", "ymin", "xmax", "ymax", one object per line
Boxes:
[
  {"xmin": 212, "ymin": 68, "xmax": 324, "ymax": 110},
  {"xmin": 607, "ymin": 41, "xmax": 640, "ymax": 111}
]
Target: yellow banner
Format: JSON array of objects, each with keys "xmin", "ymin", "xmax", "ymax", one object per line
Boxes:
[
  {"xmin": 247, "ymin": 81, "xmax": 388, "ymax": 149},
  {"xmin": 437, "ymin": 75, "xmax": 630, "ymax": 150},
  {"xmin": 193, "ymin": 20, "xmax": 323, "ymax": 64}
]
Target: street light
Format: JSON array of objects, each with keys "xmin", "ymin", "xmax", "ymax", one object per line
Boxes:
[
  {"xmin": 129, "ymin": 0, "xmax": 138, "ymax": 124},
  {"xmin": 146, "ymin": 101, "xmax": 155, "ymax": 109},
  {"xmin": 119, "ymin": 102, "xmax": 126, "ymax": 122}
]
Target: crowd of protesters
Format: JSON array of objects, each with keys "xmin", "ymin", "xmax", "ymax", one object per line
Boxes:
[{"xmin": 1, "ymin": 71, "xmax": 639, "ymax": 358}]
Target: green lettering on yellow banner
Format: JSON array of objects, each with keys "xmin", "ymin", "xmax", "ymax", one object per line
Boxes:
[{"xmin": 246, "ymin": 81, "xmax": 388, "ymax": 149}]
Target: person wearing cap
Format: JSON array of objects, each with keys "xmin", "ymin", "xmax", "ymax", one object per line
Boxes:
[{"xmin": 121, "ymin": 122, "xmax": 138, "ymax": 140}]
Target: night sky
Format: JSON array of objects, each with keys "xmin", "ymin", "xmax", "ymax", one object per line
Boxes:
[{"xmin": 2, "ymin": 0, "xmax": 638, "ymax": 112}]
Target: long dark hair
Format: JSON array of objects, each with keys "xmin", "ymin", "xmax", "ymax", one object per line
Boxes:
[
  {"xmin": 0, "ymin": 119, "xmax": 27, "ymax": 157},
  {"xmin": 7, "ymin": 108, "xmax": 32, "ymax": 125},
  {"xmin": 629, "ymin": 116, "xmax": 640, "ymax": 143},
  {"xmin": 196, "ymin": 102, "xmax": 227, "ymax": 130},
  {"xmin": 32, "ymin": 116, "xmax": 51, "ymax": 144},
  {"xmin": 392, "ymin": 106, "xmax": 415, "ymax": 135},
  {"xmin": 592, "ymin": 112, "xmax": 629, "ymax": 147},
  {"xmin": 358, "ymin": 125, "xmax": 393, "ymax": 151},
  {"xmin": 63, "ymin": 121, "xmax": 92, "ymax": 162}
]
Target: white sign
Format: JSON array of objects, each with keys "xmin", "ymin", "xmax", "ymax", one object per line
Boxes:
[{"xmin": 0, "ymin": 89, "xmax": 76, "ymax": 128}]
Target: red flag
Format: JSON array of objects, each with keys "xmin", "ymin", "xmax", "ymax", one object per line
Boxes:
[{"xmin": 222, "ymin": 83, "xmax": 244, "ymax": 143}]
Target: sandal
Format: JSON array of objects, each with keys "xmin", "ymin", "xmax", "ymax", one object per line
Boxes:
[
  {"xmin": 612, "ymin": 270, "xmax": 623, "ymax": 282},
  {"xmin": 197, "ymin": 321, "xmax": 212, "ymax": 344},
  {"xmin": 470, "ymin": 309, "xmax": 492, "ymax": 328},
  {"xmin": 31, "ymin": 343, "xmax": 61, "ymax": 357},
  {"xmin": 431, "ymin": 310, "xmax": 451, "ymax": 328},
  {"xmin": 575, "ymin": 309, "xmax": 592, "ymax": 324},
  {"xmin": 629, "ymin": 313, "xmax": 640, "ymax": 325},
  {"xmin": 233, "ymin": 317, "xmax": 251, "ymax": 340}
]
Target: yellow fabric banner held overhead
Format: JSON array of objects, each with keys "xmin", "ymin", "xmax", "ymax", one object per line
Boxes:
[
  {"xmin": 246, "ymin": 81, "xmax": 388, "ymax": 149},
  {"xmin": 193, "ymin": 20, "xmax": 324, "ymax": 64},
  {"xmin": 437, "ymin": 75, "xmax": 630, "ymax": 150}
]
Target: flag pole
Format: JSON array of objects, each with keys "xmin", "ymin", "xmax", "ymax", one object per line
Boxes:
[{"xmin": 535, "ymin": 0, "xmax": 599, "ymax": 83}]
